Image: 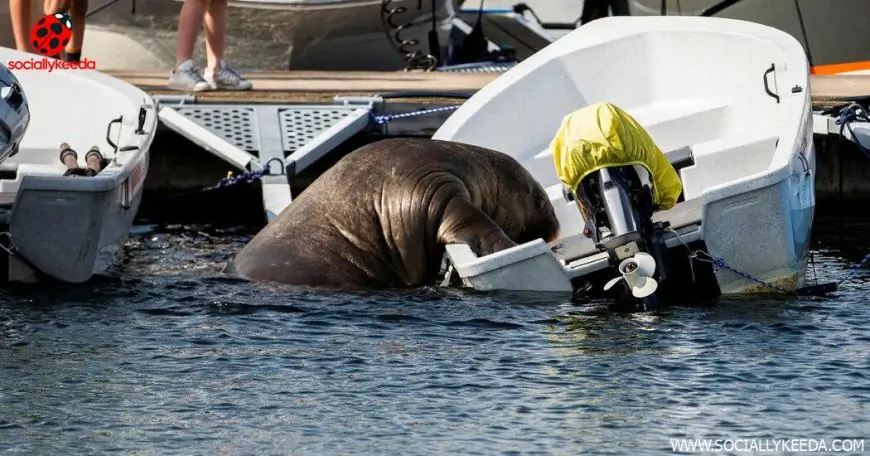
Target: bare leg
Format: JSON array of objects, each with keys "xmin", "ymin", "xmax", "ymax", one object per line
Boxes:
[
  {"xmin": 203, "ymin": 0, "xmax": 227, "ymax": 70},
  {"xmin": 44, "ymin": 0, "xmax": 70, "ymax": 14},
  {"xmin": 43, "ymin": 0, "xmax": 70, "ymax": 58},
  {"xmin": 167, "ymin": 0, "xmax": 211, "ymax": 91},
  {"xmin": 10, "ymin": 0, "xmax": 32, "ymax": 52},
  {"xmin": 65, "ymin": 0, "xmax": 86, "ymax": 58},
  {"xmin": 201, "ymin": 0, "xmax": 251, "ymax": 91},
  {"xmin": 175, "ymin": 0, "xmax": 207, "ymax": 66}
]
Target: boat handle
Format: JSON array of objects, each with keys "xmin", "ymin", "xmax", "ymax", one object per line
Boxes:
[
  {"xmin": 105, "ymin": 115, "xmax": 123, "ymax": 153},
  {"xmin": 763, "ymin": 63, "xmax": 780, "ymax": 104},
  {"xmin": 121, "ymin": 179, "xmax": 131, "ymax": 211}
]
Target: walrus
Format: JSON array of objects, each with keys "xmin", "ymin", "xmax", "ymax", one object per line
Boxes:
[{"xmin": 226, "ymin": 138, "xmax": 561, "ymax": 290}]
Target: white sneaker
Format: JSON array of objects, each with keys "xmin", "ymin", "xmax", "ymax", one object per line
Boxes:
[
  {"xmin": 168, "ymin": 60, "xmax": 212, "ymax": 92},
  {"xmin": 204, "ymin": 60, "xmax": 253, "ymax": 91}
]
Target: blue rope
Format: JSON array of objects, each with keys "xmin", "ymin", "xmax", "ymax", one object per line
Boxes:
[
  {"xmin": 834, "ymin": 103, "xmax": 870, "ymax": 159},
  {"xmin": 692, "ymin": 250, "xmax": 793, "ymax": 294},
  {"xmin": 371, "ymin": 105, "xmax": 461, "ymax": 124},
  {"xmin": 208, "ymin": 167, "xmax": 269, "ymax": 189},
  {"xmin": 693, "ymin": 249, "xmax": 870, "ymax": 294},
  {"xmin": 205, "ymin": 158, "xmax": 286, "ymax": 190},
  {"xmin": 837, "ymin": 253, "xmax": 870, "ymax": 287}
]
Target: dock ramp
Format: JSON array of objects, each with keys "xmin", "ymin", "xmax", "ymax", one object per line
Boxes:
[{"xmin": 156, "ymin": 96, "xmax": 372, "ymax": 222}]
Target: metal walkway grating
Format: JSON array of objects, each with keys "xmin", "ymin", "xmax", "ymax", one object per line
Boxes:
[
  {"xmin": 154, "ymin": 96, "xmax": 378, "ymax": 223},
  {"xmin": 278, "ymin": 107, "xmax": 361, "ymax": 154},
  {"xmin": 172, "ymin": 105, "xmax": 367, "ymax": 156},
  {"xmin": 176, "ymin": 107, "xmax": 260, "ymax": 152},
  {"xmin": 437, "ymin": 62, "xmax": 517, "ymax": 73}
]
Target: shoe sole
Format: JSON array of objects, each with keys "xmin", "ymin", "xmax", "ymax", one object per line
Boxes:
[
  {"xmin": 167, "ymin": 81, "xmax": 212, "ymax": 92},
  {"xmin": 207, "ymin": 82, "xmax": 253, "ymax": 91}
]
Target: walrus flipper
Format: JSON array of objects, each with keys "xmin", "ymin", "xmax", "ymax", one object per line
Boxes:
[{"xmin": 437, "ymin": 198, "xmax": 518, "ymax": 257}]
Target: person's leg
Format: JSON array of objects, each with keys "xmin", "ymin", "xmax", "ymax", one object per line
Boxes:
[
  {"xmin": 202, "ymin": 0, "xmax": 251, "ymax": 90},
  {"xmin": 167, "ymin": 0, "xmax": 211, "ymax": 91},
  {"xmin": 64, "ymin": 0, "xmax": 86, "ymax": 61},
  {"xmin": 202, "ymin": 0, "xmax": 225, "ymax": 70},
  {"xmin": 43, "ymin": 0, "xmax": 69, "ymax": 59},
  {"xmin": 10, "ymin": 0, "xmax": 33, "ymax": 52}
]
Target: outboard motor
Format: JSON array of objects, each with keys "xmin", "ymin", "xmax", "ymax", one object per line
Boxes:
[
  {"xmin": 0, "ymin": 63, "xmax": 30, "ymax": 164},
  {"xmin": 551, "ymin": 102, "xmax": 682, "ymax": 311},
  {"xmin": 568, "ymin": 164, "xmax": 669, "ymax": 310}
]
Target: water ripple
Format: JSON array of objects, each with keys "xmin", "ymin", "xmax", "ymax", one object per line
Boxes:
[{"xmin": 0, "ymin": 215, "xmax": 869, "ymax": 455}]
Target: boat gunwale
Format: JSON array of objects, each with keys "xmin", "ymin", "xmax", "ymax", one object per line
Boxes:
[{"xmin": 0, "ymin": 47, "xmax": 158, "ymax": 195}]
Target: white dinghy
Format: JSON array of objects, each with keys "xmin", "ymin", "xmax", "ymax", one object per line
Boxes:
[
  {"xmin": 0, "ymin": 46, "xmax": 157, "ymax": 283},
  {"xmin": 433, "ymin": 16, "xmax": 816, "ymax": 302}
]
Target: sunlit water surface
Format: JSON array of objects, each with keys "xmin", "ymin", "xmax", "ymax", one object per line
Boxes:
[{"xmin": 1, "ymin": 213, "xmax": 868, "ymax": 455}]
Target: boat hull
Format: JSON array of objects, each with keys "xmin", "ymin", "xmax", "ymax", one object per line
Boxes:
[
  {"xmin": 0, "ymin": 46, "xmax": 158, "ymax": 284},
  {"xmin": 434, "ymin": 16, "xmax": 816, "ymax": 297}
]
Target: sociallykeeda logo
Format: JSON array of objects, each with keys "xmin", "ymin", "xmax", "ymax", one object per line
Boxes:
[
  {"xmin": 6, "ymin": 11, "xmax": 97, "ymax": 71},
  {"xmin": 7, "ymin": 57, "xmax": 96, "ymax": 71}
]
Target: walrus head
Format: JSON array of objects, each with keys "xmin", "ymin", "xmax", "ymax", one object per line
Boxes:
[
  {"xmin": 471, "ymin": 148, "xmax": 562, "ymax": 248},
  {"xmin": 515, "ymin": 179, "xmax": 561, "ymax": 245}
]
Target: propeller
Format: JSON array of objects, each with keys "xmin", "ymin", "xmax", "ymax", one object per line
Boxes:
[{"xmin": 603, "ymin": 252, "xmax": 658, "ymax": 298}]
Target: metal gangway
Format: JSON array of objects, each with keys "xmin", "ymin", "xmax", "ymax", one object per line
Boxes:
[{"xmin": 153, "ymin": 62, "xmax": 516, "ymax": 223}]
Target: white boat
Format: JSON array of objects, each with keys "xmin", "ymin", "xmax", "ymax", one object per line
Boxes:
[
  {"xmin": 0, "ymin": 46, "xmax": 157, "ymax": 283},
  {"xmin": 433, "ymin": 16, "xmax": 816, "ymax": 298}
]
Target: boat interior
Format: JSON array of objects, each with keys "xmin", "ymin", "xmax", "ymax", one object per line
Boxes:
[
  {"xmin": 0, "ymin": 49, "xmax": 151, "ymax": 204},
  {"xmin": 435, "ymin": 17, "xmax": 807, "ymax": 246}
]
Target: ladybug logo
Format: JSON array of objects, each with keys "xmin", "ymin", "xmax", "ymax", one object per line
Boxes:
[{"xmin": 30, "ymin": 12, "xmax": 73, "ymax": 57}]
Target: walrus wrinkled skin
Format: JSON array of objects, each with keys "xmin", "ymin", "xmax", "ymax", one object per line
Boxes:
[{"xmin": 226, "ymin": 138, "xmax": 561, "ymax": 289}]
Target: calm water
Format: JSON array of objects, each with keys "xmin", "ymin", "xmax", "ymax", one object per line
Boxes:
[{"xmin": 1, "ymin": 212, "xmax": 868, "ymax": 455}]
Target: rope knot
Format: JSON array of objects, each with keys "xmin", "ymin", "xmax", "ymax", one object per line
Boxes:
[
  {"xmin": 835, "ymin": 104, "xmax": 868, "ymax": 126},
  {"xmin": 833, "ymin": 103, "xmax": 870, "ymax": 159}
]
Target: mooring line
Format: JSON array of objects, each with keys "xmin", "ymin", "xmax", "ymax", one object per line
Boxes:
[
  {"xmin": 835, "ymin": 103, "xmax": 870, "ymax": 159},
  {"xmin": 370, "ymin": 105, "xmax": 462, "ymax": 125}
]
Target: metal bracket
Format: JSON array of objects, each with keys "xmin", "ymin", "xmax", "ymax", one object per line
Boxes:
[
  {"xmin": 333, "ymin": 95, "xmax": 383, "ymax": 110},
  {"xmin": 152, "ymin": 94, "xmax": 197, "ymax": 109}
]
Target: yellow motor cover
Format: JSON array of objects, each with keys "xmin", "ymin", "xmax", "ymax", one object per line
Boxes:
[{"xmin": 549, "ymin": 102, "xmax": 683, "ymax": 210}]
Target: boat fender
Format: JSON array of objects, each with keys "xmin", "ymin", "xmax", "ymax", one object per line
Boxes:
[
  {"xmin": 84, "ymin": 146, "xmax": 104, "ymax": 176},
  {"xmin": 59, "ymin": 143, "xmax": 87, "ymax": 177},
  {"xmin": 59, "ymin": 143, "xmax": 76, "ymax": 165}
]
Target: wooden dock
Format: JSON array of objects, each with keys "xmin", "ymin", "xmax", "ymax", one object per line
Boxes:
[
  {"xmin": 810, "ymin": 75, "xmax": 870, "ymax": 105},
  {"xmin": 118, "ymin": 69, "xmax": 870, "ymax": 224},
  {"xmin": 104, "ymin": 70, "xmax": 870, "ymax": 106},
  {"xmin": 104, "ymin": 70, "xmax": 498, "ymax": 104}
]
